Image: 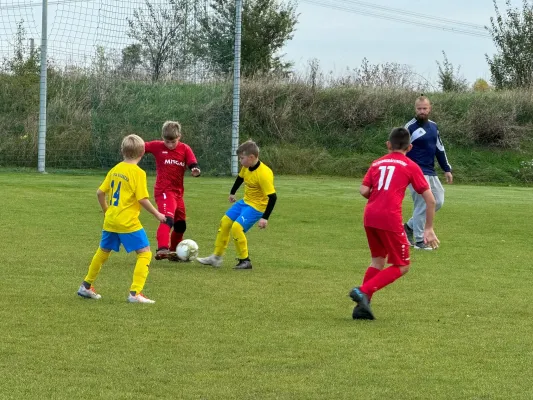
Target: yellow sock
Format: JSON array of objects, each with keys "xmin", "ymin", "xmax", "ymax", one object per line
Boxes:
[
  {"xmin": 84, "ymin": 248, "xmax": 111, "ymax": 285},
  {"xmin": 214, "ymin": 215, "xmax": 233, "ymax": 256},
  {"xmin": 231, "ymin": 222, "xmax": 248, "ymax": 259},
  {"xmin": 130, "ymin": 251, "xmax": 152, "ymax": 294}
]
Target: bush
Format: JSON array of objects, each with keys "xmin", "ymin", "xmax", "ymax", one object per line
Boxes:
[
  {"xmin": 2, "ymin": 73, "xmax": 533, "ymax": 184},
  {"xmin": 517, "ymin": 159, "xmax": 533, "ymax": 183},
  {"xmin": 464, "ymin": 94, "xmax": 521, "ymax": 148}
]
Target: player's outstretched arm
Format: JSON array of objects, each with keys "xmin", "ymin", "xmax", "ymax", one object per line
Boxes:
[
  {"xmin": 421, "ymin": 189, "xmax": 440, "ymax": 249},
  {"xmin": 229, "ymin": 176, "xmax": 244, "ymax": 202},
  {"xmin": 421, "ymin": 189, "xmax": 436, "ymax": 228},
  {"xmin": 97, "ymin": 189, "xmax": 108, "ymax": 214},
  {"xmin": 139, "ymin": 198, "xmax": 167, "ymax": 223},
  {"xmin": 258, "ymin": 193, "xmax": 277, "ymax": 229}
]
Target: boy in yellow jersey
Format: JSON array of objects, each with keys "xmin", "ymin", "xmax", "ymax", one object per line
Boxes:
[
  {"xmin": 197, "ymin": 140, "xmax": 277, "ymax": 270},
  {"xmin": 77, "ymin": 134, "xmax": 167, "ymax": 303}
]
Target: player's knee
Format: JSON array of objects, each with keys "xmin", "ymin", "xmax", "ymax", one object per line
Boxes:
[
  {"xmin": 164, "ymin": 216, "xmax": 173, "ymax": 228},
  {"xmin": 399, "ymin": 265, "xmax": 410, "ymax": 275},
  {"xmin": 219, "ymin": 215, "xmax": 233, "ymax": 229},
  {"xmin": 370, "ymin": 257, "xmax": 386, "ymax": 270},
  {"xmin": 97, "ymin": 248, "xmax": 112, "ymax": 259},
  {"xmin": 231, "ymin": 221, "xmax": 244, "ymax": 236},
  {"xmin": 173, "ymin": 220, "xmax": 186, "ymax": 233},
  {"xmin": 137, "ymin": 251, "xmax": 152, "ymax": 264}
]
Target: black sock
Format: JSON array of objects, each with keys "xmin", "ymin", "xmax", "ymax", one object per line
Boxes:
[{"xmin": 82, "ymin": 281, "xmax": 91, "ymax": 289}]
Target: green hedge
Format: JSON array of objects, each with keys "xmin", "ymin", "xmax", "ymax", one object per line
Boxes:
[{"xmin": 1, "ymin": 73, "xmax": 532, "ymax": 184}]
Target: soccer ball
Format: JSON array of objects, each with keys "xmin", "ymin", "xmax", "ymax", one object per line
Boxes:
[{"xmin": 176, "ymin": 239, "xmax": 199, "ymax": 261}]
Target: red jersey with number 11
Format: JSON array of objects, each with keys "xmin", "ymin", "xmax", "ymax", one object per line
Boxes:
[
  {"xmin": 362, "ymin": 152, "xmax": 429, "ymax": 233},
  {"xmin": 145, "ymin": 141, "xmax": 197, "ymax": 197}
]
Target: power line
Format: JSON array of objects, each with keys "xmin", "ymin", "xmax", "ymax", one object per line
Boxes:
[
  {"xmin": 2, "ymin": 0, "xmax": 490, "ymax": 35},
  {"xmin": 1, "ymin": 0, "xmax": 491, "ymax": 38},
  {"xmin": 333, "ymin": 0, "xmax": 487, "ymax": 31},
  {"xmin": 300, "ymin": 0, "xmax": 492, "ymax": 38}
]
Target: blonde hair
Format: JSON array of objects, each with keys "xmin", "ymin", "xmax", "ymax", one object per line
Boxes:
[
  {"xmin": 237, "ymin": 140, "xmax": 259, "ymax": 157},
  {"xmin": 121, "ymin": 134, "xmax": 145, "ymax": 160},
  {"xmin": 162, "ymin": 121, "xmax": 182, "ymax": 140},
  {"xmin": 415, "ymin": 94, "xmax": 431, "ymax": 105}
]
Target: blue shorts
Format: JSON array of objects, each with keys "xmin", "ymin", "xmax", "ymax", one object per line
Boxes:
[
  {"xmin": 100, "ymin": 229, "xmax": 150, "ymax": 253},
  {"xmin": 225, "ymin": 200, "xmax": 263, "ymax": 233}
]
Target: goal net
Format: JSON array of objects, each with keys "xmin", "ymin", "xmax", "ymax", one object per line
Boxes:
[{"xmin": 0, "ymin": 0, "xmax": 233, "ymax": 174}]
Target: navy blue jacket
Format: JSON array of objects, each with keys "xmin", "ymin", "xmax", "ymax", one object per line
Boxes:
[{"xmin": 405, "ymin": 118, "xmax": 452, "ymax": 176}]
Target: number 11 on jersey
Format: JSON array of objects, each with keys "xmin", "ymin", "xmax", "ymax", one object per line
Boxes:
[{"xmin": 377, "ymin": 166, "xmax": 395, "ymax": 190}]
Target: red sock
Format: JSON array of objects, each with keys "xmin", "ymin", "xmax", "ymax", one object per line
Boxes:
[
  {"xmin": 360, "ymin": 266, "xmax": 402, "ymax": 298},
  {"xmin": 170, "ymin": 231, "xmax": 184, "ymax": 251},
  {"xmin": 156, "ymin": 223, "xmax": 171, "ymax": 250},
  {"xmin": 362, "ymin": 266, "xmax": 381, "ymax": 300}
]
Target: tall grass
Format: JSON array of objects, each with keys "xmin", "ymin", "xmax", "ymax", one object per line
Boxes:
[{"xmin": 1, "ymin": 73, "xmax": 533, "ymax": 183}]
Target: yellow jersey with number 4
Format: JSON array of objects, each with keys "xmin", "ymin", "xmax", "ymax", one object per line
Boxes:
[
  {"xmin": 99, "ymin": 162, "xmax": 149, "ymax": 233},
  {"xmin": 239, "ymin": 162, "xmax": 276, "ymax": 212}
]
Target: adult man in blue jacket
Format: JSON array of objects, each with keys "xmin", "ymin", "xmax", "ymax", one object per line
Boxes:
[{"xmin": 404, "ymin": 95, "xmax": 453, "ymax": 250}]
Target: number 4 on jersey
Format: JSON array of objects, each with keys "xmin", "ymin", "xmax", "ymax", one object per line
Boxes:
[
  {"xmin": 377, "ymin": 166, "xmax": 395, "ymax": 190},
  {"xmin": 110, "ymin": 180, "xmax": 122, "ymax": 206}
]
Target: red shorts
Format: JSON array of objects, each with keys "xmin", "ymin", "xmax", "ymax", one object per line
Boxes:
[
  {"xmin": 155, "ymin": 192, "xmax": 186, "ymax": 221},
  {"xmin": 364, "ymin": 226, "xmax": 410, "ymax": 266}
]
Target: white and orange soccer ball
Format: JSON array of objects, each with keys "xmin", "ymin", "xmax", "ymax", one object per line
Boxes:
[{"xmin": 176, "ymin": 239, "xmax": 199, "ymax": 261}]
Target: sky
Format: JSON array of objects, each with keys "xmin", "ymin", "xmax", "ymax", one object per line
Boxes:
[
  {"xmin": 283, "ymin": 0, "xmax": 518, "ymax": 86},
  {"xmin": 0, "ymin": 0, "xmax": 523, "ymax": 87}
]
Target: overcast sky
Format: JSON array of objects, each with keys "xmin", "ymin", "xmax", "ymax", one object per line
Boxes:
[
  {"xmin": 0, "ymin": 0, "xmax": 523, "ymax": 87},
  {"xmin": 284, "ymin": 0, "xmax": 520, "ymax": 86}
]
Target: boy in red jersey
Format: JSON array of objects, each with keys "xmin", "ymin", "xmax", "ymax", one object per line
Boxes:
[
  {"xmin": 349, "ymin": 127, "xmax": 439, "ymax": 320},
  {"xmin": 144, "ymin": 121, "xmax": 201, "ymax": 260}
]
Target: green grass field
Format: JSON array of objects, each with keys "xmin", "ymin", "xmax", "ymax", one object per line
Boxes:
[{"xmin": 1, "ymin": 171, "xmax": 532, "ymax": 399}]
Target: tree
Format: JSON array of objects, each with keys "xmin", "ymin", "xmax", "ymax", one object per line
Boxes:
[
  {"xmin": 196, "ymin": 0, "xmax": 298, "ymax": 77},
  {"xmin": 473, "ymin": 78, "xmax": 491, "ymax": 92},
  {"xmin": 486, "ymin": 0, "xmax": 533, "ymax": 89},
  {"xmin": 2, "ymin": 20, "xmax": 40, "ymax": 76},
  {"xmin": 120, "ymin": 44, "xmax": 143, "ymax": 76},
  {"xmin": 127, "ymin": 0, "xmax": 194, "ymax": 81},
  {"xmin": 436, "ymin": 51, "xmax": 468, "ymax": 92}
]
